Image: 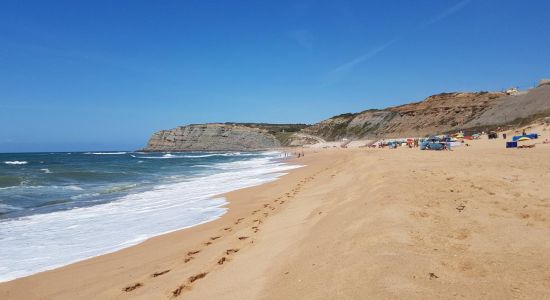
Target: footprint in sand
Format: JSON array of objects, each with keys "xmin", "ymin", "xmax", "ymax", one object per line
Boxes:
[
  {"xmin": 184, "ymin": 250, "xmax": 201, "ymax": 262},
  {"xmin": 234, "ymin": 218, "xmax": 244, "ymax": 225},
  {"xmin": 152, "ymin": 269, "xmax": 171, "ymax": 277},
  {"xmin": 223, "ymin": 227, "xmax": 232, "ymax": 232},
  {"xmin": 204, "ymin": 241, "xmax": 212, "ymax": 246},
  {"xmin": 172, "ymin": 273, "xmax": 209, "ymax": 297},
  {"xmin": 172, "ymin": 285, "xmax": 186, "ymax": 297},
  {"xmin": 252, "ymin": 226, "xmax": 259, "ymax": 233},
  {"xmin": 226, "ymin": 248, "xmax": 240, "ymax": 255},
  {"xmin": 123, "ymin": 283, "xmax": 143, "ymax": 292},
  {"xmin": 238, "ymin": 236, "xmax": 249, "ymax": 240},
  {"xmin": 189, "ymin": 272, "xmax": 208, "ymax": 283},
  {"xmin": 218, "ymin": 257, "xmax": 228, "ymax": 265},
  {"xmin": 210, "ymin": 236, "xmax": 221, "ymax": 240}
]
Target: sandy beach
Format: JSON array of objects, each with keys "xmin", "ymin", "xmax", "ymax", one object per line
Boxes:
[{"xmin": 2, "ymin": 130, "xmax": 550, "ymax": 299}]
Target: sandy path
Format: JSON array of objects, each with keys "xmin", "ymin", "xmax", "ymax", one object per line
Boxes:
[{"xmin": 1, "ymin": 135, "xmax": 550, "ymax": 299}]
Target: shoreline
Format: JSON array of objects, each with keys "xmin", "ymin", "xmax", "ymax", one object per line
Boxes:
[
  {"xmin": 0, "ymin": 151, "xmax": 314, "ymax": 298},
  {"xmin": 0, "ymin": 151, "xmax": 300, "ymax": 283},
  {"xmin": 2, "ymin": 135, "xmax": 550, "ymax": 298}
]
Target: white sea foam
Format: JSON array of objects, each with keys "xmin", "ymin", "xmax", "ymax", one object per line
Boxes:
[
  {"xmin": 62, "ymin": 185, "xmax": 84, "ymax": 191},
  {"xmin": 137, "ymin": 152, "xmax": 267, "ymax": 159},
  {"xmin": 40, "ymin": 168, "xmax": 52, "ymax": 174},
  {"xmin": 0, "ymin": 153, "xmax": 302, "ymax": 282},
  {"xmin": 137, "ymin": 154, "xmax": 184, "ymax": 159},
  {"xmin": 86, "ymin": 152, "xmax": 128, "ymax": 155},
  {"xmin": 182, "ymin": 152, "xmax": 258, "ymax": 158},
  {"xmin": 70, "ymin": 193, "xmax": 101, "ymax": 200},
  {"xmin": 4, "ymin": 161, "xmax": 28, "ymax": 165},
  {"xmin": 12, "ymin": 185, "xmax": 84, "ymax": 191},
  {"xmin": 0, "ymin": 203, "xmax": 22, "ymax": 213}
]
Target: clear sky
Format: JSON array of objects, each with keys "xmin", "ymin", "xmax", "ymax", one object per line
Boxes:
[{"xmin": 1, "ymin": 0, "xmax": 549, "ymax": 152}]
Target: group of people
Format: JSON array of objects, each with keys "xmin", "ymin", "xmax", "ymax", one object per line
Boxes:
[{"xmin": 279, "ymin": 151, "xmax": 305, "ymax": 158}]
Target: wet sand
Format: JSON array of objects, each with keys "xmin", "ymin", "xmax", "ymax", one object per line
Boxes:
[{"xmin": 1, "ymin": 131, "xmax": 550, "ymax": 299}]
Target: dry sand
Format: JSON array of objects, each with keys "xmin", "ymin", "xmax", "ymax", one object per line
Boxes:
[{"xmin": 1, "ymin": 127, "xmax": 550, "ymax": 299}]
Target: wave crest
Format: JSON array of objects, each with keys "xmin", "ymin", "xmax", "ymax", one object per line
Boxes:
[{"xmin": 4, "ymin": 161, "xmax": 28, "ymax": 165}]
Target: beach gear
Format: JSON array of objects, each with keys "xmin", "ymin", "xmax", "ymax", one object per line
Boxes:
[
  {"xmin": 506, "ymin": 141, "xmax": 518, "ymax": 148},
  {"xmin": 420, "ymin": 141, "xmax": 445, "ymax": 150},
  {"xmin": 512, "ymin": 134, "xmax": 539, "ymax": 141},
  {"xmin": 518, "ymin": 137, "xmax": 531, "ymax": 141}
]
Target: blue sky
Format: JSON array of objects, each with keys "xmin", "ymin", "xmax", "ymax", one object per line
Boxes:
[{"xmin": 1, "ymin": 0, "xmax": 549, "ymax": 152}]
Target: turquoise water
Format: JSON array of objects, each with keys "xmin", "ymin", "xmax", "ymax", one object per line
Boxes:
[{"xmin": 0, "ymin": 151, "xmax": 299, "ymax": 281}]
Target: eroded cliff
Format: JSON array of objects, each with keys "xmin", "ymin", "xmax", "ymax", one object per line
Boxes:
[
  {"xmin": 298, "ymin": 84, "xmax": 550, "ymax": 141},
  {"xmin": 143, "ymin": 124, "xmax": 282, "ymax": 151},
  {"xmin": 142, "ymin": 84, "xmax": 550, "ymax": 150}
]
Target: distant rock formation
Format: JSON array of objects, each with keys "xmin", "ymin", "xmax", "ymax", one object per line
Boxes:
[
  {"xmin": 142, "ymin": 81, "xmax": 550, "ymax": 150},
  {"xmin": 290, "ymin": 84, "xmax": 550, "ymax": 143},
  {"xmin": 142, "ymin": 124, "xmax": 281, "ymax": 151}
]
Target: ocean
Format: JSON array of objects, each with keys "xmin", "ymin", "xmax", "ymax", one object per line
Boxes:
[{"xmin": 0, "ymin": 151, "xmax": 299, "ymax": 282}]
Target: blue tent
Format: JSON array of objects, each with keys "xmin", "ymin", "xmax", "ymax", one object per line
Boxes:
[{"xmin": 512, "ymin": 134, "xmax": 538, "ymax": 141}]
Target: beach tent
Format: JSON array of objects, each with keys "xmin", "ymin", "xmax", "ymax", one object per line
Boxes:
[
  {"xmin": 512, "ymin": 134, "xmax": 539, "ymax": 141},
  {"xmin": 420, "ymin": 141, "xmax": 446, "ymax": 150}
]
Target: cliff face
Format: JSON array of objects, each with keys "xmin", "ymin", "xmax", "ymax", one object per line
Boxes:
[
  {"xmin": 299, "ymin": 85, "xmax": 550, "ymax": 141},
  {"xmin": 142, "ymin": 84, "xmax": 550, "ymax": 150},
  {"xmin": 143, "ymin": 124, "xmax": 281, "ymax": 152}
]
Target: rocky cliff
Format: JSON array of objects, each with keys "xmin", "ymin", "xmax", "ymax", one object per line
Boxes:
[
  {"xmin": 143, "ymin": 124, "xmax": 282, "ymax": 152},
  {"xmin": 142, "ymin": 83, "xmax": 550, "ymax": 150},
  {"xmin": 296, "ymin": 84, "xmax": 550, "ymax": 142}
]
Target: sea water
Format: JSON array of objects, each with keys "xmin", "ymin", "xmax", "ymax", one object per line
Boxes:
[{"xmin": 0, "ymin": 151, "xmax": 299, "ymax": 282}]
